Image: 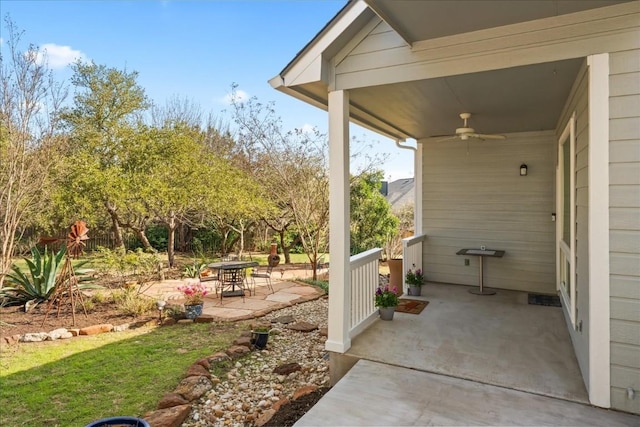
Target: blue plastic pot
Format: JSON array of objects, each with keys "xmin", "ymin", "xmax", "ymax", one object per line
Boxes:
[{"xmin": 85, "ymin": 416, "xmax": 150, "ymax": 427}]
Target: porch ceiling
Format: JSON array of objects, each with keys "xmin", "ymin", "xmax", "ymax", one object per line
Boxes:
[
  {"xmin": 365, "ymin": 0, "xmax": 631, "ymax": 44},
  {"xmin": 349, "ymin": 58, "xmax": 584, "ymax": 140},
  {"xmin": 356, "ymin": 0, "xmax": 630, "ymax": 140},
  {"xmin": 273, "ymin": 0, "xmax": 632, "ymax": 142}
]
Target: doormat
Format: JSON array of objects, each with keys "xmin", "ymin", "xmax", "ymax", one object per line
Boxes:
[
  {"xmin": 528, "ymin": 294, "xmax": 561, "ymax": 307},
  {"xmin": 396, "ymin": 299, "xmax": 429, "ymax": 315}
]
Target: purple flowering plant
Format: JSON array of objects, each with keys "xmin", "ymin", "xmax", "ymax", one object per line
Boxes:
[
  {"xmin": 375, "ymin": 285, "xmax": 399, "ymax": 308},
  {"xmin": 406, "ymin": 266, "xmax": 425, "ymax": 287}
]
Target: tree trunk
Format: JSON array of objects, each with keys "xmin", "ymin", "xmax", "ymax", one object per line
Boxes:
[
  {"xmin": 167, "ymin": 211, "xmax": 176, "ymax": 268},
  {"xmin": 135, "ymin": 228, "xmax": 153, "ymax": 251},
  {"xmin": 105, "ymin": 202, "xmax": 124, "ymax": 249},
  {"xmin": 278, "ymin": 232, "xmax": 291, "ymax": 264},
  {"xmin": 177, "ymin": 221, "xmax": 186, "ymax": 252}
]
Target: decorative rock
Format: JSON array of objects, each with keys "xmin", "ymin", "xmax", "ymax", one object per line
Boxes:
[
  {"xmin": 255, "ymin": 409, "xmax": 276, "ymax": 427},
  {"xmin": 177, "ymin": 319, "xmax": 195, "ymax": 324},
  {"xmin": 273, "ymin": 362, "xmax": 302, "ymax": 376},
  {"xmin": 272, "ymin": 397, "xmax": 290, "ymax": 411},
  {"xmin": 174, "ymin": 376, "xmax": 213, "ymax": 401},
  {"xmin": 68, "ymin": 329, "xmax": 80, "ymax": 336},
  {"xmin": 194, "ymin": 314, "xmax": 214, "ymax": 323},
  {"xmin": 208, "ymin": 352, "xmax": 231, "ymax": 363},
  {"xmin": 225, "ymin": 345, "xmax": 250, "ymax": 358},
  {"xmin": 79, "ymin": 324, "xmax": 113, "ymax": 335},
  {"xmin": 21, "ymin": 332, "xmax": 49, "ymax": 342},
  {"xmin": 48, "ymin": 328, "xmax": 69, "ymax": 340},
  {"xmin": 319, "ymin": 327, "xmax": 328, "ymax": 336},
  {"xmin": 195, "ymin": 357, "xmax": 211, "ymax": 370},
  {"xmin": 157, "ymin": 392, "xmax": 190, "ymax": 409},
  {"xmin": 113, "ymin": 323, "xmax": 130, "ymax": 332},
  {"xmin": 185, "ymin": 363, "xmax": 211, "ymax": 379},
  {"xmin": 233, "ymin": 336, "xmax": 252, "ymax": 348},
  {"xmin": 144, "ymin": 403, "xmax": 191, "ymax": 427},
  {"xmin": 287, "ymin": 321, "xmax": 318, "ymax": 332},
  {"xmin": 271, "ymin": 315, "xmax": 295, "ymax": 324},
  {"xmin": 293, "ymin": 384, "xmax": 318, "ymax": 400}
]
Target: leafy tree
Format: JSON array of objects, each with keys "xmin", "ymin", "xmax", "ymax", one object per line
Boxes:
[
  {"xmin": 57, "ymin": 61, "xmax": 150, "ymax": 249},
  {"xmin": 385, "ymin": 203, "xmax": 414, "ymax": 260},
  {"xmin": 350, "ymin": 170, "xmax": 399, "ymax": 255},
  {"xmin": 0, "ymin": 18, "xmax": 68, "ymax": 287}
]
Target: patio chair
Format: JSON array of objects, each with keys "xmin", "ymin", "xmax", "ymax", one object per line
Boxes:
[
  {"xmin": 250, "ymin": 265, "xmax": 274, "ymax": 295},
  {"xmin": 219, "ymin": 268, "xmax": 246, "ymax": 302},
  {"xmin": 199, "ymin": 267, "xmax": 221, "ymax": 297}
]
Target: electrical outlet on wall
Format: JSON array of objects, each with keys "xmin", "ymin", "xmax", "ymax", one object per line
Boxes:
[{"xmin": 465, "ymin": 259, "xmax": 470, "ymax": 266}]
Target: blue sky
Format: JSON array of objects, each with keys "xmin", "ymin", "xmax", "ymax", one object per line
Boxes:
[{"xmin": 1, "ymin": 0, "xmax": 414, "ymax": 181}]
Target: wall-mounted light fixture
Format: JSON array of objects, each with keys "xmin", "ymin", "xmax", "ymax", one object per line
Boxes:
[{"xmin": 520, "ymin": 164, "xmax": 528, "ymax": 176}]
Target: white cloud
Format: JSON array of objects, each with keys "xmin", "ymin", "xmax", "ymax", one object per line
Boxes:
[
  {"xmin": 221, "ymin": 89, "xmax": 249, "ymax": 104},
  {"xmin": 36, "ymin": 43, "xmax": 85, "ymax": 68},
  {"xmin": 298, "ymin": 123, "xmax": 316, "ymax": 134}
]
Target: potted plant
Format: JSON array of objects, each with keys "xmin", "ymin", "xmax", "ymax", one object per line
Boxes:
[
  {"xmin": 251, "ymin": 325, "xmax": 270, "ymax": 349},
  {"xmin": 375, "ymin": 285, "xmax": 399, "ymax": 321},
  {"xmin": 405, "ymin": 267, "xmax": 425, "ymax": 296},
  {"xmin": 177, "ymin": 283, "xmax": 208, "ymax": 319}
]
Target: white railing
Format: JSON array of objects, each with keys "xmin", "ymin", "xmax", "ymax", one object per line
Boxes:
[
  {"xmin": 349, "ymin": 248, "xmax": 382, "ymax": 339},
  {"xmin": 402, "ymin": 234, "xmax": 427, "ymax": 294}
]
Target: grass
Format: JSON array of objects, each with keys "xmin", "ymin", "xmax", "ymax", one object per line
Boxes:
[{"xmin": 0, "ymin": 321, "xmax": 245, "ymax": 426}]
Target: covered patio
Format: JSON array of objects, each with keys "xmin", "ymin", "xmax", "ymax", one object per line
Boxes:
[
  {"xmin": 296, "ymin": 282, "xmax": 640, "ymax": 426},
  {"xmin": 271, "ymin": 0, "xmax": 640, "ymax": 418},
  {"xmin": 346, "ymin": 282, "xmax": 587, "ymax": 403}
]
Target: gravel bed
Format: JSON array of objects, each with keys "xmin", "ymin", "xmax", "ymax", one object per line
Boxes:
[{"xmin": 183, "ymin": 297, "xmax": 330, "ymax": 426}]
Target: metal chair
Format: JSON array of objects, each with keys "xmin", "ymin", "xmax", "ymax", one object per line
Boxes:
[
  {"xmin": 250, "ymin": 265, "xmax": 274, "ymax": 295},
  {"xmin": 220, "ymin": 268, "xmax": 245, "ymax": 302},
  {"xmin": 199, "ymin": 268, "xmax": 221, "ymax": 297}
]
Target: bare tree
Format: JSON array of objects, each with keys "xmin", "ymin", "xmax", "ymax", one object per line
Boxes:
[
  {"xmin": 0, "ymin": 18, "xmax": 68, "ymax": 287},
  {"xmin": 229, "ymin": 89, "xmax": 329, "ymax": 279}
]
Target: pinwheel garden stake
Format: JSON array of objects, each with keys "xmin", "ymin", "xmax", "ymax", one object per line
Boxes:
[{"xmin": 42, "ymin": 221, "xmax": 91, "ymax": 327}]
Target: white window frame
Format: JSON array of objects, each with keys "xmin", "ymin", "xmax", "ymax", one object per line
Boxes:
[{"xmin": 556, "ymin": 113, "xmax": 576, "ymax": 327}]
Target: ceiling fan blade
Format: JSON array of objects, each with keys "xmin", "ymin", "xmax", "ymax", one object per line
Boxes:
[
  {"xmin": 470, "ymin": 133, "xmax": 506, "ymax": 140},
  {"xmin": 436, "ymin": 135, "xmax": 458, "ymax": 142}
]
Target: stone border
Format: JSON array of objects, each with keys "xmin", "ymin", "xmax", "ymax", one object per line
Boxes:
[{"xmin": 143, "ymin": 324, "xmax": 323, "ymax": 427}]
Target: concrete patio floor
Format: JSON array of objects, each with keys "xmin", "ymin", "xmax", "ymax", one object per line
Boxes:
[
  {"xmin": 297, "ymin": 282, "xmax": 640, "ymax": 426},
  {"xmin": 296, "ymin": 359, "xmax": 640, "ymax": 426}
]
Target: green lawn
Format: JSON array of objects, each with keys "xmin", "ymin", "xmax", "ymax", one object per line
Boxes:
[{"xmin": 0, "ymin": 321, "xmax": 244, "ymax": 426}]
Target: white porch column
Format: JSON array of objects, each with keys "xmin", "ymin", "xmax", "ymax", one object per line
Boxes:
[
  {"xmin": 325, "ymin": 90, "xmax": 351, "ymax": 353},
  {"xmin": 587, "ymin": 53, "xmax": 611, "ymax": 408}
]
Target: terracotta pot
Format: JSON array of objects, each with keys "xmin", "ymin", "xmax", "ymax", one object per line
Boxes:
[{"xmin": 388, "ymin": 258, "xmax": 404, "ymax": 296}]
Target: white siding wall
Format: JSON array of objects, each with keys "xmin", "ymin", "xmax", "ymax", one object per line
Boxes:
[
  {"xmin": 609, "ymin": 48, "xmax": 640, "ymax": 415},
  {"xmin": 420, "ymin": 132, "xmax": 556, "ymax": 294},
  {"xmin": 557, "ymin": 61, "xmax": 590, "ymax": 387}
]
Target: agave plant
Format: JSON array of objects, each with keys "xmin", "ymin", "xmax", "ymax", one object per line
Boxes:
[{"xmin": 1, "ymin": 246, "xmax": 94, "ymax": 306}]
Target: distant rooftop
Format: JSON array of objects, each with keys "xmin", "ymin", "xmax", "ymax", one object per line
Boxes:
[{"xmin": 383, "ymin": 178, "xmax": 414, "ymax": 212}]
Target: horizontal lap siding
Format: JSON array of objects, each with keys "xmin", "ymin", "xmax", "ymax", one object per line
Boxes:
[
  {"xmin": 609, "ymin": 48, "xmax": 640, "ymax": 415},
  {"xmin": 420, "ymin": 131, "xmax": 556, "ymax": 294}
]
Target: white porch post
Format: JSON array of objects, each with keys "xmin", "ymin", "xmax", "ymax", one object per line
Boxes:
[
  {"xmin": 325, "ymin": 90, "xmax": 351, "ymax": 353},
  {"xmin": 587, "ymin": 53, "xmax": 611, "ymax": 408}
]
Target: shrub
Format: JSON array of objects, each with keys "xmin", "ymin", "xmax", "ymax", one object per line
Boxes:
[
  {"xmin": 111, "ymin": 285, "xmax": 155, "ymax": 317},
  {"xmin": 1, "ymin": 246, "xmax": 97, "ymax": 306}
]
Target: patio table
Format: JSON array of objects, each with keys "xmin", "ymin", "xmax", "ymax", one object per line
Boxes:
[
  {"xmin": 207, "ymin": 261, "xmax": 258, "ymax": 297},
  {"xmin": 456, "ymin": 248, "xmax": 505, "ymax": 295}
]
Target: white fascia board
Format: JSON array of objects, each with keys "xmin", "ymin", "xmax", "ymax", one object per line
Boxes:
[{"xmin": 277, "ymin": 0, "xmax": 369, "ymax": 88}]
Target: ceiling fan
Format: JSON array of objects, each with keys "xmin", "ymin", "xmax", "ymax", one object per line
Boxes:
[{"xmin": 438, "ymin": 113, "xmax": 506, "ymax": 142}]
